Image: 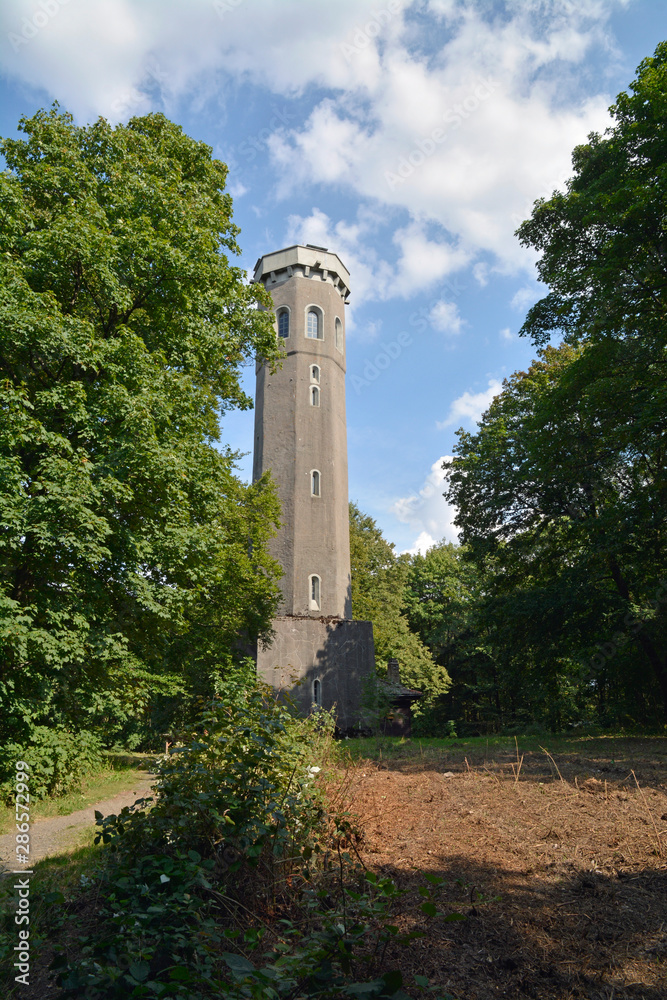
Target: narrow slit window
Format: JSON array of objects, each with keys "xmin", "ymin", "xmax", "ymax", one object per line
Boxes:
[
  {"xmin": 309, "ymin": 574, "xmax": 321, "ymax": 611},
  {"xmin": 277, "ymin": 310, "xmax": 289, "ymax": 338},
  {"xmin": 311, "ymin": 470, "xmax": 320, "ymax": 496},
  {"xmin": 313, "ymin": 679, "xmax": 322, "ymax": 708},
  {"xmin": 310, "ymin": 365, "xmax": 320, "ymax": 383},
  {"xmin": 307, "ymin": 309, "xmax": 321, "ymax": 339},
  {"xmin": 310, "ymin": 385, "xmax": 320, "ymax": 407},
  {"xmin": 335, "ymin": 317, "xmax": 343, "ymax": 352}
]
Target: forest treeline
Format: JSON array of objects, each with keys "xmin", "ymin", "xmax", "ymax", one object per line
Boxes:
[{"xmin": 1, "ymin": 44, "xmax": 666, "ymax": 798}]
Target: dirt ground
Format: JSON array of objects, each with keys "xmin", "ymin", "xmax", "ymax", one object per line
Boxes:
[
  {"xmin": 336, "ymin": 737, "xmax": 667, "ymax": 1000},
  {"xmin": 0, "ymin": 773, "xmax": 154, "ymax": 875}
]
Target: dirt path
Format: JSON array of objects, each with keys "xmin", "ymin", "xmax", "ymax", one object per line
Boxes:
[
  {"xmin": 0, "ymin": 773, "xmax": 154, "ymax": 875},
  {"xmin": 338, "ymin": 742, "xmax": 667, "ymax": 999}
]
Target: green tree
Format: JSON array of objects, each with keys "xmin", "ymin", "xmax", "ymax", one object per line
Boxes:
[
  {"xmin": 402, "ymin": 543, "xmax": 504, "ymax": 733},
  {"xmin": 445, "ymin": 343, "xmax": 666, "ymax": 726},
  {"xmin": 442, "ymin": 46, "xmax": 667, "ymax": 728},
  {"xmin": 349, "ymin": 502, "xmax": 450, "ymax": 703},
  {"xmin": 514, "ymin": 43, "xmax": 667, "ymax": 720},
  {"xmin": 0, "ymin": 106, "xmax": 283, "ymax": 755}
]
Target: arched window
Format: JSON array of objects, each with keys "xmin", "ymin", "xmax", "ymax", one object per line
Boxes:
[
  {"xmin": 311, "ymin": 469, "xmax": 320, "ymax": 496},
  {"xmin": 310, "ymin": 365, "xmax": 320, "ymax": 383},
  {"xmin": 313, "ymin": 678, "xmax": 322, "ymax": 708},
  {"xmin": 310, "ymin": 385, "xmax": 320, "ymax": 407},
  {"xmin": 309, "ymin": 574, "xmax": 321, "ymax": 611},
  {"xmin": 306, "ymin": 308, "xmax": 322, "ymax": 339},
  {"xmin": 277, "ymin": 309, "xmax": 289, "ymax": 338},
  {"xmin": 335, "ymin": 317, "xmax": 344, "ymax": 353}
]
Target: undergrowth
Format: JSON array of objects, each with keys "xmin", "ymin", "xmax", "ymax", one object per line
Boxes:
[{"xmin": 21, "ymin": 685, "xmax": 463, "ymax": 999}]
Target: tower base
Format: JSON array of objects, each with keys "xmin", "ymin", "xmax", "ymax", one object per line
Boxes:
[{"xmin": 255, "ymin": 616, "xmax": 375, "ymax": 732}]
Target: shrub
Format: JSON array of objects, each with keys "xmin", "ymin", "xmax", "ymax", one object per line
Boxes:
[
  {"xmin": 98, "ymin": 684, "xmax": 335, "ymax": 862},
  {"xmin": 0, "ymin": 726, "xmax": 103, "ymax": 802},
  {"xmin": 50, "ymin": 686, "xmax": 448, "ymax": 999}
]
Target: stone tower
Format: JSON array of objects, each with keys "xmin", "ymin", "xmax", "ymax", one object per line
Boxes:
[
  {"xmin": 252, "ymin": 244, "xmax": 352, "ymax": 618},
  {"xmin": 251, "ymin": 244, "xmax": 374, "ymax": 729}
]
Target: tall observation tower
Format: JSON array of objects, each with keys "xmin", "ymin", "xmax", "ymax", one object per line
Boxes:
[
  {"xmin": 252, "ymin": 244, "xmax": 352, "ymax": 618},
  {"xmin": 252, "ymin": 244, "xmax": 374, "ymax": 729}
]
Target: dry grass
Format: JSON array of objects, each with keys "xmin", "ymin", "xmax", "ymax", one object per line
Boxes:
[{"xmin": 334, "ymin": 737, "xmax": 667, "ymax": 999}]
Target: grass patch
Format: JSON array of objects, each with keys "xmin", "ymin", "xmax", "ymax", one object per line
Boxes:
[
  {"xmin": 340, "ymin": 732, "xmax": 667, "ymax": 766},
  {"xmin": 0, "ymin": 840, "xmax": 104, "ymax": 903},
  {"xmin": 0, "ymin": 752, "xmax": 156, "ymax": 835}
]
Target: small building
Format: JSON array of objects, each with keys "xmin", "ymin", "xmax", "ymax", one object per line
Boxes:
[{"xmin": 379, "ymin": 659, "xmax": 423, "ymax": 737}]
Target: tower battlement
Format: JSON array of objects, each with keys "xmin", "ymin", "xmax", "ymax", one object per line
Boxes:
[{"xmin": 253, "ymin": 244, "xmax": 350, "ymax": 302}]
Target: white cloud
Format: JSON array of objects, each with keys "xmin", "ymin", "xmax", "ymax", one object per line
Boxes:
[
  {"xmin": 0, "ymin": 0, "xmax": 390, "ymax": 120},
  {"xmin": 437, "ymin": 377, "xmax": 502, "ymax": 429},
  {"xmin": 473, "ymin": 262, "xmax": 489, "ymax": 287},
  {"xmin": 511, "ymin": 285, "xmax": 541, "ymax": 312},
  {"xmin": 391, "ymin": 222, "xmax": 471, "ymax": 297},
  {"xmin": 404, "ymin": 530, "xmax": 439, "ymax": 556},
  {"xmin": 391, "ymin": 456, "xmax": 459, "ymax": 551},
  {"xmin": 499, "ymin": 327, "xmax": 514, "ymax": 342},
  {"xmin": 429, "ymin": 299, "xmax": 463, "ymax": 336},
  {"xmin": 285, "ymin": 209, "xmax": 468, "ymax": 310},
  {"xmin": 0, "ymin": 0, "xmax": 628, "ymax": 271},
  {"xmin": 228, "ymin": 180, "xmax": 248, "ymax": 198},
  {"xmin": 264, "ymin": 2, "xmax": 620, "ymax": 271}
]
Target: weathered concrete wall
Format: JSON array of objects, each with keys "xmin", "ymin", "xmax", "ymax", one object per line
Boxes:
[
  {"xmin": 252, "ymin": 245, "xmax": 352, "ymax": 619},
  {"xmin": 256, "ymin": 617, "xmax": 375, "ymax": 731}
]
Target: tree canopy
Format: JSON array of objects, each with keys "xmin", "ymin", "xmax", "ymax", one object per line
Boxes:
[
  {"xmin": 0, "ymin": 106, "xmax": 283, "ymax": 753},
  {"xmin": 349, "ymin": 502, "xmax": 450, "ymax": 703}
]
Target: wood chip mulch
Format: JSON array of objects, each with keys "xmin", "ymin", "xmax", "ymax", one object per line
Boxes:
[{"xmin": 333, "ymin": 746, "xmax": 667, "ymax": 999}]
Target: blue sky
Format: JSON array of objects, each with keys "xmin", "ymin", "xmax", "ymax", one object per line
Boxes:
[{"xmin": 1, "ymin": 0, "xmax": 665, "ymax": 553}]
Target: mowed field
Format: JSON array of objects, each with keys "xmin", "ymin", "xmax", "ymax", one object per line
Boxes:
[{"xmin": 335, "ymin": 735, "xmax": 667, "ymax": 1000}]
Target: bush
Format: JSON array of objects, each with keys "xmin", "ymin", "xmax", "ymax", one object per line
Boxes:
[
  {"xmin": 50, "ymin": 686, "xmax": 448, "ymax": 999},
  {"xmin": 98, "ymin": 684, "xmax": 335, "ymax": 862},
  {"xmin": 0, "ymin": 726, "xmax": 103, "ymax": 802}
]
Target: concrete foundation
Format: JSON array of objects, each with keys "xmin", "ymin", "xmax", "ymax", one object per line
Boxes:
[{"xmin": 256, "ymin": 616, "xmax": 375, "ymax": 731}]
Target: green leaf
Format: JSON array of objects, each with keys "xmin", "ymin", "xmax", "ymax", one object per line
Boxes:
[
  {"xmin": 43, "ymin": 891, "xmax": 65, "ymax": 905},
  {"xmin": 382, "ymin": 970, "xmax": 403, "ymax": 993},
  {"xmin": 168, "ymin": 966, "xmax": 192, "ymax": 981},
  {"xmin": 222, "ymin": 952, "xmax": 255, "ymax": 974},
  {"xmin": 128, "ymin": 961, "xmax": 150, "ymax": 982},
  {"xmin": 421, "ymin": 901, "xmax": 437, "ymax": 918},
  {"xmin": 345, "ymin": 981, "xmax": 385, "ymax": 997}
]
